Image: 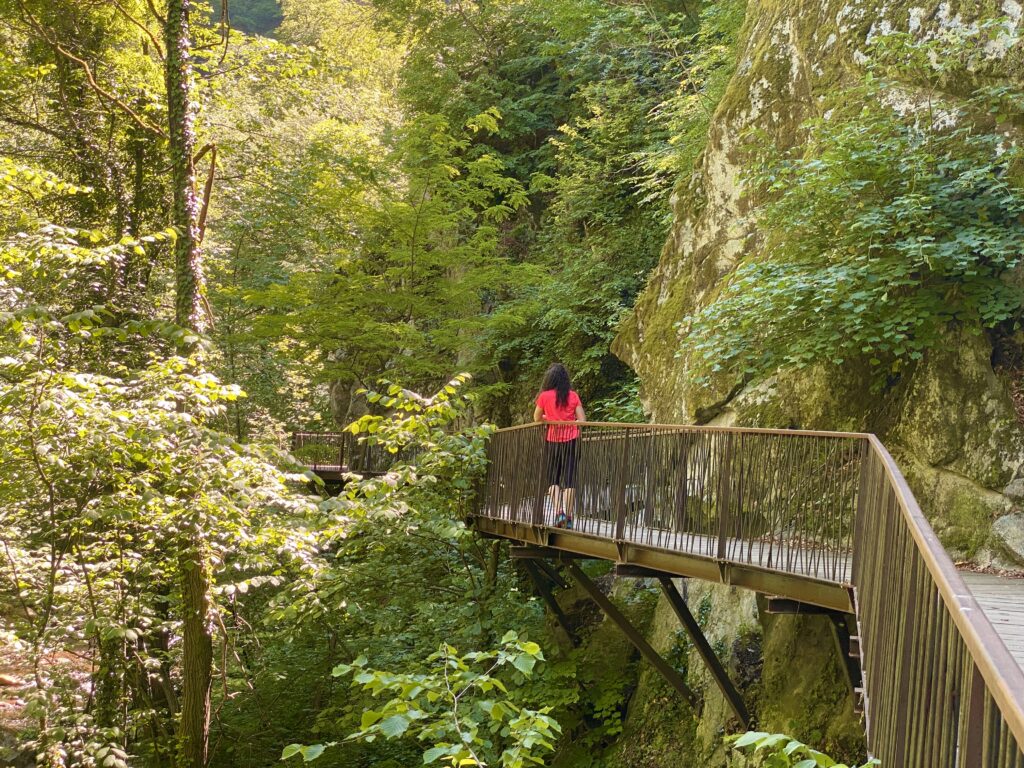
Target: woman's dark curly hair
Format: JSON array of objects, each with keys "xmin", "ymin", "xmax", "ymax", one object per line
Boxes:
[{"xmin": 541, "ymin": 363, "xmax": 572, "ymax": 408}]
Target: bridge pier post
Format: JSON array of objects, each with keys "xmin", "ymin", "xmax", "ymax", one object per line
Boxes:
[
  {"xmin": 564, "ymin": 562, "xmax": 698, "ymax": 709},
  {"xmin": 658, "ymin": 577, "xmax": 750, "ymax": 727},
  {"xmin": 522, "ymin": 560, "xmax": 577, "ymax": 645}
]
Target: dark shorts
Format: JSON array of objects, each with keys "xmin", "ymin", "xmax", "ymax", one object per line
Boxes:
[{"xmin": 545, "ymin": 438, "xmax": 578, "ymax": 489}]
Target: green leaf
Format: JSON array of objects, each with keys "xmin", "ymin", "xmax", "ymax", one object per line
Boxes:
[
  {"xmin": 512, "ymin": 654, "xmax": 536, "ymax": 675},
  {"xmin": 520, "ymin": 641, "xmax": 541, "ymax": 656},
  {"xmin": 300, "ymin": 745, "xmax": 325, "ymax": 762},
  {"xmin": 732, "ymin": 731, "xmax": 768, "ymax": 748},
  {"xmin": 423, "ymin": 746, "xmax": 449, "ymax": 764},
  {"xmin": 378, "ymin": 714, "xmax": 410, "ymax": 738}
]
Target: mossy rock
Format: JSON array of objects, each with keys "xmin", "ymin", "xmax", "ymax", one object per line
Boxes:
[{"xmin": 756, "ymin": 608, "xmax": 866, "ymax": 763}]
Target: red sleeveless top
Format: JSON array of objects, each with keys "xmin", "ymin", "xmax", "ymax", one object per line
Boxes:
[{"xmin": 536, "ymin": 389, "xmax": 581, "ymax": 442}]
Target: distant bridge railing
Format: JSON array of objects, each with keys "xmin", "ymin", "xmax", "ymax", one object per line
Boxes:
[
  {"xmin": 474, "ymin": 422, "xmax": 1024, "ymax": 767},
  {"xmin": 290, "ymin": 430, "xmax": 392, "ymax": 477}
]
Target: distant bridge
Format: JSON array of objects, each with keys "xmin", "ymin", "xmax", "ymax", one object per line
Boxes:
[
  {"xmin": 290, "ymin": 430, "xmax": 391, "ymax": 481},
  {"xmin": 469, "ymin": 422, "xmax": 1024, "ymax": 768}
]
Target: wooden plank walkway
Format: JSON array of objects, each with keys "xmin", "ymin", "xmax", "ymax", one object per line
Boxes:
[{"xmin": 961, "ymin": 571, "xmax": 1024, "ymax": 669}]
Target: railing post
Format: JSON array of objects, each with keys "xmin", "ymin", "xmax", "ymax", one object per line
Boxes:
[
  {"xmin": 851, "ymin": 439, "xmax": 871, "ymax": 582},
  {"xmin": 961, "ymin": 664, "xmax": 986, "ymax": 768},
  {"xmin": 891, "ymin": 559, "xmax": 919, "ymax": 768},
  {"xmin": 533, "ymin": 426, "xmax": 547, "ymax": 526},
  {"xmin": 717, "ymin": 433, "xmax": 734, "ymax": 560},
  {"xmin": 613, "ymin": 429, "xmax": 632, "ymax": 541}
]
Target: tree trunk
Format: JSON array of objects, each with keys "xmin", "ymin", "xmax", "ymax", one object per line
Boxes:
[
  {"xmin": 177, "ymin": 543, "xmax": 213, "ymax": 768},
  {"xmin": 164, "ymin": 2, "xmax": 212, "ymax": 766},
  {"xmin": 166, "ymin": 0, "xmax": 207, "ymax": 337}
]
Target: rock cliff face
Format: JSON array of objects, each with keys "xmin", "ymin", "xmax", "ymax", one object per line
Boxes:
[
  {"xmin": 598, "ymin": 1, "xmax": 1024, "ymax": 763},
  {"xmin": 614, "ymin": 0, "xmax": 1024, "ymax": 567}
]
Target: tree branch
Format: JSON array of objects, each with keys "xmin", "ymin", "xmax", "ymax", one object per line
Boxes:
[
  {"xmin": 145, "ymin": 0, "xmax": 167, "ymax": 26},
  {"xmin": 15, "ymin": 0, "xmax": 167, "ymax": 138},
  {"xmin": 109, "ymin": 0, "xmax": 165, "ymax": 60},
  {"xmin": 196, "ymin": 144, "xmax": 216, "ymax": 244}
]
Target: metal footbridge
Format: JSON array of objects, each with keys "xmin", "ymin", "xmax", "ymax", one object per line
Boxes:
[{"xmin": 468, "ymin": 422, "xmax": 1024, "ymax": 768}]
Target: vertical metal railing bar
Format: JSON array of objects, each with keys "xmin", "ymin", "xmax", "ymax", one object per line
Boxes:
[
  {"xmin": 912, "ymin": 574, "xmax": 933, "ymax": 762},
  {"xmin": 639, "ymin": 427, "xmax": 654, "ymax": 543},
  {"xmin": 716, "ymin": 432, "xmax": 732, "ymax": 561},
  {"xmin": 935, "ymin": 610, "xmax": 956, "ymax": 765},
  {"xmin": 732, "ymin": 432, "xmax": 746, "ymax": 563},
  {"xmin": 930, "ymin": 610, "xmax": 946, "ymax": 765},
  {"xmin": 510, "ymin": 427, "xmax": 524, "ymax": 522},
  {"xmin": 782, "ymin": 436, "xmax": 805, "ymax": 574},
  {"xmin": 947, "ymin": 627, "xmax": 965, "ymax": 766},
  {"xmin": 743, "ymin": 434, "xmax": 764, "ymax": 566},
  {"xmin": 516, "ymin": 427, "xmax": 527, "ymax": 522},
  {"xmin": 800, "ymin": 437, "xmax": 819, "ymax": 576},
  {"xmin": 912, "ymin": 579, "xmax": 939, "ymax": 761},
  {"xmin": 575, "ymin": 425, "xmax": 590, "ymax": 534},
  {"xmin": 494, "ymin": 429, "xmax": 508, "ymax": 521},
  {"xmin": 831, "ymin": 439, "xmax": 852, "ymax": 580},
  {"xmin": 933, "ymin": 592, "xmax": 953, "ymax": 766},
  {"xmin": 881, "ymin": 487, "xmax": 904, "ymax": 759},
  {"xmin": 761, "ymin": 435, "xmax": 784, "ymax": 571},
  {"xmin": 822, "ymin": 438, "xmax": 839, "ymax": 580}
]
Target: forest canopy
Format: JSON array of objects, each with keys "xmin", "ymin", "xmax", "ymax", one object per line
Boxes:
[
  {"xmin": 1, "ymin": 0, "xmax": 1020, "ymax": 766},
  {"xmin": 0, "ymin": 0, "xmax": 741, "ymax": 764}
]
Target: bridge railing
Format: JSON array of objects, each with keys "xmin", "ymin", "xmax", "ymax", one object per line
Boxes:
[
  {"xmin": 857, "ymin": 437, "xmax": 1024, "ymax": 767},
  {"xmin": 475, "ymin": 422, "xmax": 1024, "ymax": 767},
  {"xmin": 480, "ymin": 422, "xmax": 863, "ymax": 583},
  {"xmin": 290, "ymin": 430, "xmax": 392, "ymax": 475}
]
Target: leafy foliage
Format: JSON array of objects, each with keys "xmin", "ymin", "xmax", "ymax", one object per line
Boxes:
[
  {"xmin": 206, "ymin": 0, "xmax": 745, "ymax": 432},
  {"xmin": 683, "ymin": 25, "xmax": 1024, "ymax": 385},
  {"xmin": 221, "ymin": 0, "xmax": 282, "ymax": 35},
  {"xmin": 283, "ymin": 634, "xmax": 559, "ymax": 767},
  {"xmin": 0, "ymin": 166, "xmax": 323, "ymax": 765},
  {"xmin": 727, "ymin": 731, "xmax": 880, "ymax": 768}
]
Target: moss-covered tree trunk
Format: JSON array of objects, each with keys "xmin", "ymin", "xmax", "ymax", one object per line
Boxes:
[
  {"xmin": 166, "ymin": 0, "xmax": 207, "ymax": 336},
  {"xmin": 164, "ymin": 2, "xmax": 212, "ymax": 766}
]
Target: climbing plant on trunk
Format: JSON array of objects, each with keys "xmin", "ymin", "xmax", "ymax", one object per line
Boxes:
[{"xmin": 164, "ymin": 1, "xmax": 213, "ymax": 766}]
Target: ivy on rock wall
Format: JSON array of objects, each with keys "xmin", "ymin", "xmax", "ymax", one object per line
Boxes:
[{"xmin": 684, "ymin": 26, "xmax": 1024, "ymax": 388}]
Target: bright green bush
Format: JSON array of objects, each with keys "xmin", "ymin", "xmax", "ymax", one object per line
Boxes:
[{"xmin": 728, "ymin": 731, "xmax": 880, "ymax": 767}]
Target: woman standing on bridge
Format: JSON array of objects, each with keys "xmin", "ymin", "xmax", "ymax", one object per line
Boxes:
[{"xmin": 534, "ymin": 363, "xmax": 586, "ymax": 529}]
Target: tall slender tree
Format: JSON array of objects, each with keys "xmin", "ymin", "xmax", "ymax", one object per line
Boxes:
[
  {"xmin": 164, "ymin": 1, "xmax": 213, "ymax": 766},
  {"xmin": 166, "ymin": 0, "xmax": 208, "ymax": 335}
]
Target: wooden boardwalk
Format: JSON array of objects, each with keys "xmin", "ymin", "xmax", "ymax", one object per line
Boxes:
[{"xmin": 962, "ymin": 571, "xmax": 1024, "ymax": 669}]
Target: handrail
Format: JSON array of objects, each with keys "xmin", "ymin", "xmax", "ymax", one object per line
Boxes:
[
  {"xmin": 502, "ymin": 419, "xmax": 873, "ymax": 439},
  {"xmin": 859, "ymin": 436, "xmax": 1024, "ymax": 763},
  {"xmin": 473, "ymin": 422, "xmax": 1024, "ymax": 766}
]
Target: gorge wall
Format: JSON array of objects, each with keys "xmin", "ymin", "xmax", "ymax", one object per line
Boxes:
[
  {"xmin": 614, "ymin": 0, "xmax": 1024, "ymax": 566},
  {"xmin": 587, "ymin": 0, "xmax": 1024, "ymax": 764}
]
